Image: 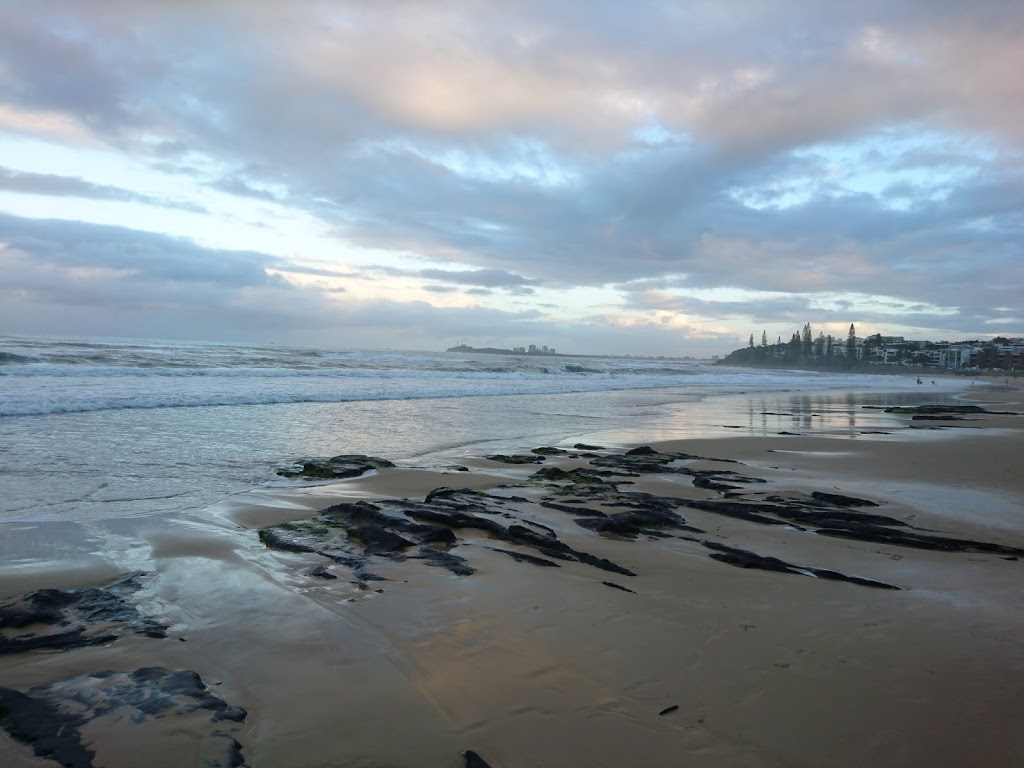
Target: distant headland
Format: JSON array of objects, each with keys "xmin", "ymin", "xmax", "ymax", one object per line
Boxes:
[
  {"xmin": 447, "ymin": 343, "xmax": 562, "ymax": 356},
  {"xmin": 445, "ymin": 344, "xmax": 701, "ymax": 362}
]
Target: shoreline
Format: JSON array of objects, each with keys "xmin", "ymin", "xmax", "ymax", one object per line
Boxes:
[{"xmin": 1, "ymin": 385, "xmax": 1022, "ymax": 767}]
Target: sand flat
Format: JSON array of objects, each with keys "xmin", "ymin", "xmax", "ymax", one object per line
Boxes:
[{"xmin": 1, "ymin": 388, "xmax": 1022, "ymax": 767}]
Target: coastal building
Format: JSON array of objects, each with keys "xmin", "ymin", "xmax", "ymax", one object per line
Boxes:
[{"xmin": 722, "ymin": 332, "xmax": 1021, "ymax": 371}]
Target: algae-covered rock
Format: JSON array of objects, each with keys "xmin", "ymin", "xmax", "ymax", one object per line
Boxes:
[
  {"xmin": 484, "ymin": 453, "xmax": 545, "ymax": 464},
  {"xmin": 531, "ymin": 466, "xmax": 616, "ymax": 484},
  {"xmin": 276, "ymin": 454, "xmax": 395, "ymax": 480},
  {"xmin": 531, "ymin": 446, "xmax": 568, "ymax": 456}
]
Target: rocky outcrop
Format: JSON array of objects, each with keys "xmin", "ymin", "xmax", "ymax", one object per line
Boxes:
[
  {"xmin": 702, "ymin": 542, "xmax": 899, "ymax": 589},
  {"xmin": 0, "ymin": 667, "xmax": 248, "ymax": 768},
  {"xmin": 881, "ymin": 404, "xmax": 1018, "ymax": 416},
  {"xmin": 485, "ymin": 453, "xmax": 546, "ymax": 464},
  {"xmin": 276, "ymin": 454, "xmax": 395, "ymax": 480},
  {"xmin": 0, "ymin": 573, "xmax": 167, "ymax": 655},
  {"xmin": 258, "ymin": 488, "xmax": 636, "ymax": 580},
  {"xmin": 587, "ymin": 448, "xmax": 761, "ymax": 493},
  {"xmin": 261, "ymin": 444, "xmax": 1024, "ymax": 601}
]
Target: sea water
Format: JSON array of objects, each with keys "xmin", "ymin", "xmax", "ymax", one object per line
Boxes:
[{"xmin": 0, "ymin": 334, "xmax": 961, "ymax": 522}]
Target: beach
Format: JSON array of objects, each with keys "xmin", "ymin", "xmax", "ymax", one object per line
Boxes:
[{"xmin": 1, "ymin": 370, "xmax": 1022, "ymax": 767}]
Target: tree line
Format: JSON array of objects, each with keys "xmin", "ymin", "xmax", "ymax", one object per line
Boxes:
[
  {"xmin": 720, "ymin": 323, "xmax": 860, "ymax": 368},
  {"xmin": 746, "ymin": 323, "xmax": 857, "ymax": 358}
]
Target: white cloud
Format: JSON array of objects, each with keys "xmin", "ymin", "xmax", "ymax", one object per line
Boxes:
[{"xmin": 0, "ymin": 0, "xmax": 1020, "ymax": 352}]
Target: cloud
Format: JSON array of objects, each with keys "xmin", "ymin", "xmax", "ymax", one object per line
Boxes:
[
  {"xmin": 0, "ymin": 165, "xmax": 205, "ymax": 211},
  {"xmin": 417, "ymin": 268, "xmax": 540, "ymax": 289},
  {"xmin": 0, "ymin": 211, "xmax": 721, "ymax": 355},
  {"xmin": 0, "ymin": 213, "xmax": 277, "ymax": 287},
  {"xmin": 0, "ymin": 1, "xmax": 1021, "ymax": 351}
]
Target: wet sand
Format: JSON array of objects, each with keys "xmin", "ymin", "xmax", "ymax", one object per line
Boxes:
[{"xmin": 1, "ymin": 388, "xmax": 1023, "ymax": 767}]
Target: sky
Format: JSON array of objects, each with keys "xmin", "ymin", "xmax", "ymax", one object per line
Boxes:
[{"xmin": 0, "ymin": 1, "xmax": 1021, "ymax": 357}]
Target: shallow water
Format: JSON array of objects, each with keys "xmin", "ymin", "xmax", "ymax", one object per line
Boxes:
[{"xmin": 0, "ymin": 334, "xmax": 963, "ymax": 522}]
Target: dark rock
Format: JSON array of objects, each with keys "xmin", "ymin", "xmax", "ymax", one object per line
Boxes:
[
  {"xmin": 506, "ymin": 524, "xmax": 569, "ymax": 550},
  {"xmin": 532, "ymin": 466, "xmax": 616, "ymax": 484},
  {"xmin": 803, "ymin": 567, "xmax": 900, "ymax": 590},
  {"xmin": 691, "ymin": 469, "xmax": 766, "ymax": 486},
  {"xmin": 576, "ymin": 516, "xmax": 643, "ymax": 538},
  {"xmin": 485, "ymin": 453, "xmax": 545, "ymax": 464},
  {"xmin": 590, "ymin": 450, "xmax": 740, "ymax": 476},
  {"xmin": 810, "ymin": 491, "xmax": 879, "ymax": 508},
  {"xmin": 704, "ymin": 541, "xmax": 800, "ymax": 574},
  {"xmin": 464, "ymin": 750, "xmax": 492, "ymax": 768},
  {"xmin": 0, "ymin": 686, "xmax": 93, "ymax": 768},
  {"xmin": 265, "ymin": 486, "xmax": 639, "ymax": 581},
  {"xmin": 306, "ymin": 565, "xmax": 337, "ymax": 580},
  {"xmin": 403, "ymin": 506, "xmax": 507, "ymax": 538},
  {"xmin": 573, "ymin": 552, "xmax": 636, "ymax": 577},
  {"xmin": 501, "ymin": 525, "xmax": 635, "ymax": 576},
  {"xmin": 258, "ymin": 529, "xmax": 316, "ymax": 553},
  {"xmin": 531, "ymin": 446, "xmax": 568, "ymax": 456},
  {"xmin": 487, "ymin": 547, "xmax": 561, "ymax": 567},
  {"xmin": 685, "ymin": 497, "xmax": 908, "ymax": 531},
  {"xmin": 692, "ymin": 476, "xmax": 742, "ymax": 492},
  {"xmin": 349, "ymin": 525, "xmax": 415, "ymax": 555},
  {"xmin": 603, "ymin": 581, "xmax": 636, "ymax": 594},
  {"xmin": 0, "ymin": 574, "xmax": 168, "ymax": 655},
  {"xmin": 540, "ymin": 501, "xmax": 607, "ymax": 517},
  {"xmin": 276, "ymin": 454, "xmax": 395, "ymax": 480},
  {"xmin": 582, "ymin": 504, "xmax": 699, "ymax": 535},
  {"xmin": 0, "ymin": 627, "xmax": 117, "ymax": 655},
  {"xmin": 0, "ymin": 668, "xmax": 248, "ymax": 768},
  {"xmin": 658, "ymin": 704, "xmax": 679, "ymax": 716},
  {"xmin": 817, "ymin": 527, "xmax": 1024, "ymax": 557},
  {"xmin": 884, "ymin": 404, "xmax": 1015, "ymax": 415},
  {"xmin": 684, "ymin": 499, "xmax": 793, "ymax": 527},
  {"xmin": 626, "ymin": 446, "xmax": 659, "ymax": 455},
  {"xmin": 415, "ymin": 547, "xmax": 475, "ymax": 576},
  {"xmin": 519, "ymin": 519, "xmax": 557, "ymax": 537},
  {"xmin": 574, "ymin": 443, "xmax": 604, "ymax": 450},
  {"xmin": 703, "ymin": 542, "xmax": 900, "ymax": 589},
  {"xmin": 424, "ymin": 487, "xmax": 461, "ymax": 503},
  {"xmin": 416, "ymin": 527, "xmax": 458, "ymax": 545},
  {"xmin": 223, "ymin": 736, "xmax": 248, "ymax": 768}
]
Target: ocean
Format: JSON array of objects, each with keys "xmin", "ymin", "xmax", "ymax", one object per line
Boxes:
[{"xmin": 0, "ymin": 334, "xmax": 960, "ymax": 523}]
